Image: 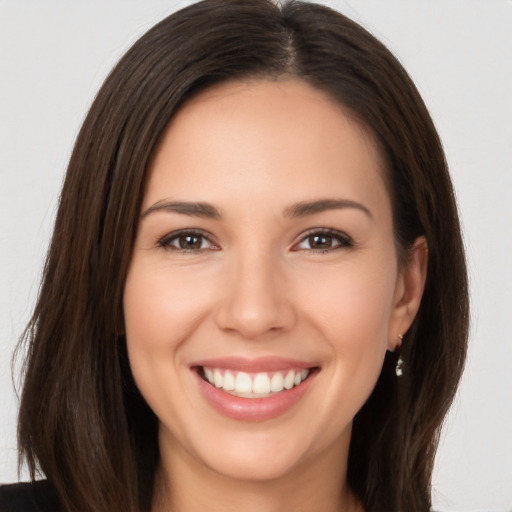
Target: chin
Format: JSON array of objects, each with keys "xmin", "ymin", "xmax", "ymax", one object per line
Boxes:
[{"xmin": 199, "ymin": 441, "xmax": 311, "ymax": 483}]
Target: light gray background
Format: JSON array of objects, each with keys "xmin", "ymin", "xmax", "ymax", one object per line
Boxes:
[{"xmin": 1, "ymin": 1, "xmax": 511, "ymax": 511}]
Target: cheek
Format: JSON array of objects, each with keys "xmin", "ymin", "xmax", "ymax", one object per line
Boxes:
[
  {"xmin": 122, "ymin": 259, "xmax": 225, "ymax": 414},
  {"xmin": 122, "ymin": 263, "xmax": 208, "ymax": 430},
  {"xmin": 295, "ymin": 257, "xmax": 396, "ymax": 348},
  {"xmin": 122, "ymin": 264, "xmax": 193, "ymax": 407},
  {"xmin": 123, "ymin": 262, "xmax": 212, "ymax": 354},
  {"xmin": 293, "ymin": 258, "xmax": 396, "ymax": 407},
  {"xmin": 123, "ymin": 267, "xmax": 171, "ymax": 403}
]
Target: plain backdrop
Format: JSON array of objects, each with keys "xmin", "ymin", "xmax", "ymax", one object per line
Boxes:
[{"xmin": 1, "ymin": 1, "xmax": 511, "ymax": 511}]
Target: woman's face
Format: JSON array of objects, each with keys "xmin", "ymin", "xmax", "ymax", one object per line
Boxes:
[{"xmin": 123, "ymin": 79, "xmax": 414, "ymax": 482}]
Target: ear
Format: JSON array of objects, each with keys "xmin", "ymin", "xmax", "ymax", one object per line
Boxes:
[{"xmin": 387, "ymin": 236, "xmax": 428, "ymax": 351}]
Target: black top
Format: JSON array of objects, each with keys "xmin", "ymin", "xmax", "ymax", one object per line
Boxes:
[{"xmin": 0, "ymin": 481, "xmax": 62, "ymax": 512}]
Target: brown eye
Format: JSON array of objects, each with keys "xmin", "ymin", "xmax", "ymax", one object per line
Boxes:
[
  {"xmin": 178, "ymin": 234, "xmax": 204, "ymax": 250},
  {"xmin": 158, "ymin": 230, "xmax": 217, "ymax": 252},
  {"xmin": 295, "ymin": 229, "xmax": 353, "ymax": 252},
  {"xmin": 308, "ymin": 234, "xmax": 333, "ymax": 249}
]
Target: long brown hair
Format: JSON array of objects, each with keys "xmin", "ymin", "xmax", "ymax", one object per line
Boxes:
[{"xmin": 16, "ymin": 1, "xmax": 469, "ymax": 511}]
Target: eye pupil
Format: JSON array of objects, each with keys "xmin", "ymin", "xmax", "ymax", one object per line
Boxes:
[
  {"xmin": 309, "ymin": 235, "xmax": 332, "ymax": 249},
  {"xmin": 179, "ymin": 235, "xmax": 202, "ymax": 250}
]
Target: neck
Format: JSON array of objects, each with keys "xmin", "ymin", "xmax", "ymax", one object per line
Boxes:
[{"xmin": 152, "ymin": 430, "xmax": 362, "ymax": 512}]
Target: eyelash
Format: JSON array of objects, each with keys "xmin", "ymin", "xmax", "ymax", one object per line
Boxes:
[
  {"xmin": 157, "ymin": 228, "xmax": 354, "ymax": 254},
  {"xmin": 157, "ymin": 229, "xmax": 219, "ymax": 254},
  {"xmin": 293, "ymin": 228, "xmax": 354, "ymax": 252}
]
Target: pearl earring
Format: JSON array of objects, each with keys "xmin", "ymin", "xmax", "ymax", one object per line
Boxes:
[{"xmin": 396, "ymin": 334, "xmax": 404, "ymax": 377}]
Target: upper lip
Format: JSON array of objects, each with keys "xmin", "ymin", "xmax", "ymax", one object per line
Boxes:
[{"xmin": 190, "ymin": 356, "xmax": 316, "ymax": 373}]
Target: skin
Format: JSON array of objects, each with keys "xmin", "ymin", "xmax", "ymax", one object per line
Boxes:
[{"xmin": 123, "ymin": 78, "xmax": 427, "ymax": 512}]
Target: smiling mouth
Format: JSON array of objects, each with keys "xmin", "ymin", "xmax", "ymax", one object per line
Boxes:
[{"xmin": 196, "ymin": 366, "xmax": 317, "ymax": 398}]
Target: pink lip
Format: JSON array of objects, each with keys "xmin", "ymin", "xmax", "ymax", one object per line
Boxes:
[
  {"xmin": 192, "ymin": 361, "xmax": 318, "ymax": 422},
  {"xmin": 191, "ymin": 356, "xmax": 314, "ymax": 373}
]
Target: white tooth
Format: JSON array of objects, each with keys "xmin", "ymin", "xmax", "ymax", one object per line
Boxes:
[
  {"xmin": 223, "ymin": 371, "xmax": 235, "ymax": 391},
  {"xmin": 301, "ymin": 369, "xmax": 309, "ymax": 381},
  {"xmin": 213, "ymin": 369, "xmax": 223, "ymax": 388},
  {"xmin": 252, "ymin": 373, "xmax": 271, "ymax": 394},
  {"xmin": 270, "ymin": 372, "xmax": 284, "ymax": 392},
  {"xmin": 204, "ymin": 368, "xmax": 214, "ymax": 384},
  {"xmin": 235, "ymin": 372, "xmax": 253, "ymax": 393},
  {"xmin": 284, "ymin": 370, "xmax": 295, "ymax": 390},
  {"xmin": 294, "ymin": 372, "xmax": 302, "ymax": 386}
]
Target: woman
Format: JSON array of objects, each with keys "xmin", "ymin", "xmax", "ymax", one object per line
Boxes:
[{"xmin": 1, "ymin": 0, "xmax": 468, "ymax": 511}]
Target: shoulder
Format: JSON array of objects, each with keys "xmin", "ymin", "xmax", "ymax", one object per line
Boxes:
[{"xmin": 0, "ymin": 480, "xmax": 62, "ymax": 512}]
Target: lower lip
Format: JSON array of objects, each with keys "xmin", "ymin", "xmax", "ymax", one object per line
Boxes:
[{"xmin": 194, "ymin": 369, "xmax": 317, "ymax": 422}]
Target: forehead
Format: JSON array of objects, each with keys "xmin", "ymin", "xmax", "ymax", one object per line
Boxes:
[{"xmin": 144, "ymin": 78, "xmax": 390, "ymax": 218}]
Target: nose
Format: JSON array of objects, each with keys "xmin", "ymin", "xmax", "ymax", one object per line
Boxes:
[{"xmin": 214, "ymin": 250, "xmax": 297, "ymax": 340}]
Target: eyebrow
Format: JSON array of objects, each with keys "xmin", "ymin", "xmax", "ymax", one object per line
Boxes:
[
  {"xmin": 283, "ymin": 198, "xmax": 373, "ymax": 219},
  {"xmin": 141, "ymin": 200, "xmax": 222, "ymax": 219},
  {"xmin": 141, "ymin": 198, "xmax": 372, "ymax": 220}
]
